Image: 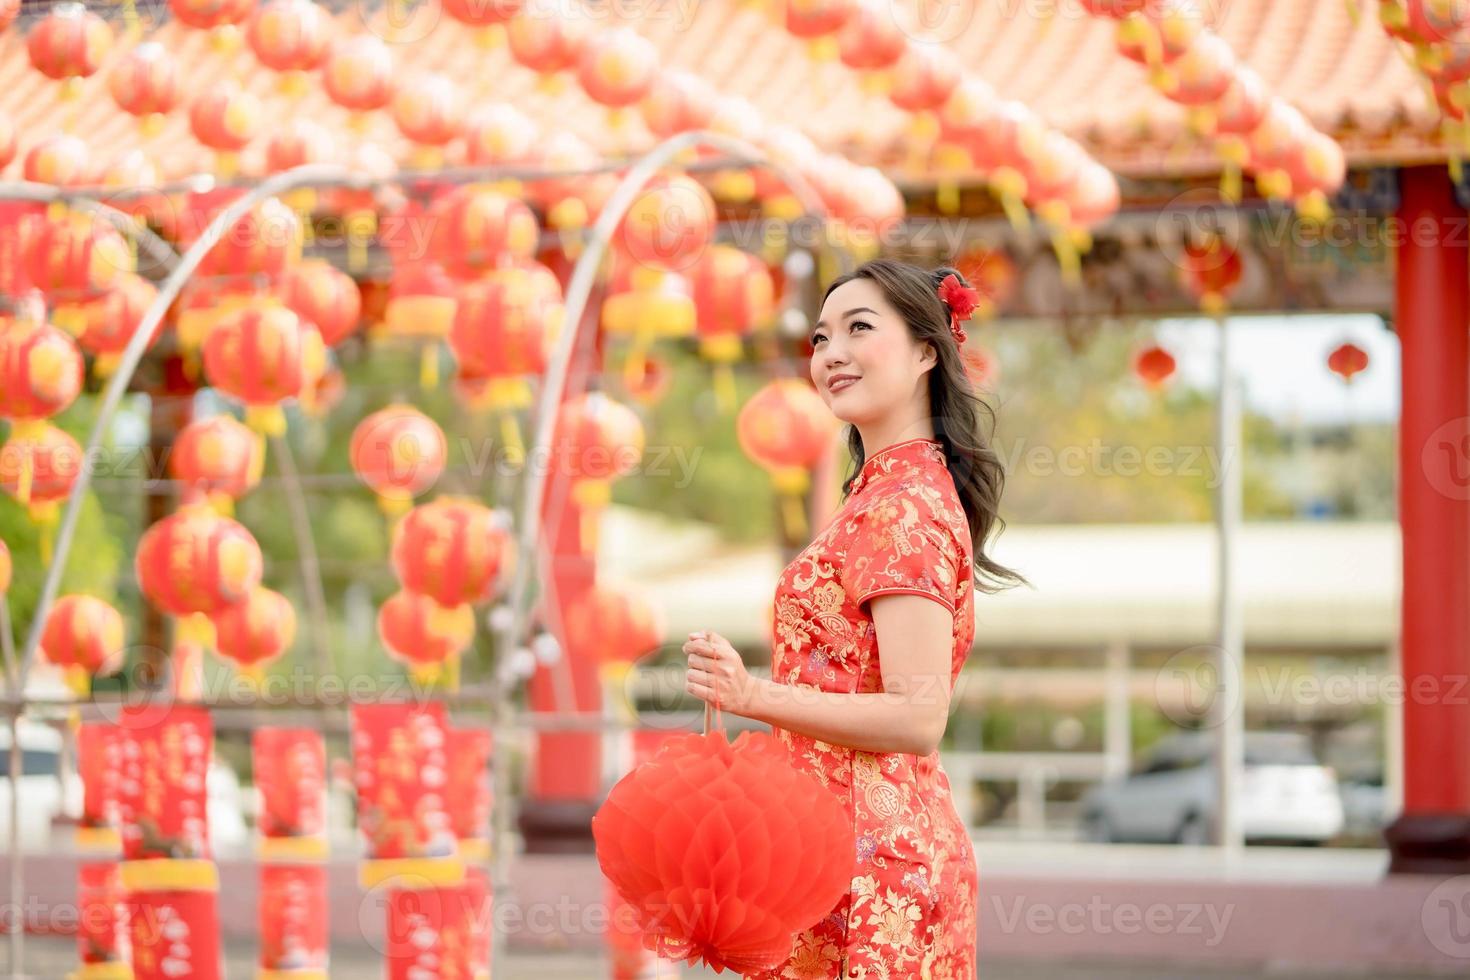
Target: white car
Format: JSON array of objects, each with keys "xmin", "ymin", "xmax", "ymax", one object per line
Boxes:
[
  {"xmin": 1078, "ymin": 730, "xmax": 1345, "ymax": 845},
  {"xmin": 0, "ymin": 720, "xmax": 249, "ymax": 854}
]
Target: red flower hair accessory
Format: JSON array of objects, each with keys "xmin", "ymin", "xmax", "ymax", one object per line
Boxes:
[{"xmin": 937, "ymin": 273, "xmax": 979, "ymax": 345}]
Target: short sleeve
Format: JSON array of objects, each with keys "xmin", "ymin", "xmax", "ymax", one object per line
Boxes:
[{"xmin": 840, "ymin": 494, "xmax": 959, "ymax": 615}]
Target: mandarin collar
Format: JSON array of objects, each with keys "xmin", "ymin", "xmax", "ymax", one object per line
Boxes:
[{"xmin": 849, "ymin": 438, "xmax": 944, "ymax": 496}]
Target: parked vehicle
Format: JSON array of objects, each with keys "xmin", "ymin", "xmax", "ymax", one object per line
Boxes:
[{"xmin": 1078, "ymin": 730, "xmax": 1345, "ymax": 845}]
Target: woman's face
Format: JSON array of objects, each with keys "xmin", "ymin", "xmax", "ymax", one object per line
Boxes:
[{"xmin": 810, "ymin": 277, "xmax": 935, "ymax": 426}]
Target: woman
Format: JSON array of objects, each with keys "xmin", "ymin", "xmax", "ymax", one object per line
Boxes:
[{"xmin": 683, "ymin": 258, "xmax": 1026, "ymax": 979}]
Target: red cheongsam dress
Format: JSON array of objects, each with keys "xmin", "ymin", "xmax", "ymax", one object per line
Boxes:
[{"xmin": 750, "ymin": 437, "xmax": 979, "ymax": 980}]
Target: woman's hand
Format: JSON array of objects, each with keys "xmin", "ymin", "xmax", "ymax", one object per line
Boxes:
[{"xmin": 683, "ymin": 630, "xmax": 757, "ymax": 716}]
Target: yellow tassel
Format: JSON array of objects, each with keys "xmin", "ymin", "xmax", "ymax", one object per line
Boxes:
[
  {"xmin": 937, "ymin": 180, "xmax": 961, "ymax": 215},
  {"xmin": 498, "ymin": 412, "xmax": 525, "ymax": 467},
  {"xmin": 420, "ymin": 346, "xmax": 440, "ymax": 389},
  {"xmin": 714, "ymin": 364, "xmax": 737, "ymax": 415},
  {"xmin": 245, "ymin": 405, "xmax": 288, "ymax": 437},
  {"xmin": 780, "ymin": 493, "xmax": 808, "ymax": 540},
  {"xmin": 1451, "ymin": 156, "xmax": 1465, "ymax": 184},
  {"xmin": 1051, "ymin": 228, "xmax": 1082, "ymax": 287},
  {"xmin": 1220, "ymin": 160, "xmax": 1243, "ymax": 203}
]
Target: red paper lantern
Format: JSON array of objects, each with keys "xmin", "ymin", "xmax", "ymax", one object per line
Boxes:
[
  {"xmin": 265, "ymin": 119, "xmax": 335, "ymax": 172},
  {"xmin": 1406, "ymin": 0, "xmax": 1470, "ymax": 43},
  {"xmin": 170, "ymin": 414, "xmax": 265, "ymax": 509},
  {"xmin": 170, "ymin": 0, "xmax": 256, "ymax": 31},
  {"xmin": 202, "ymin": 303, "xmax": 326, "ymax": 434},
  {"xmin": 212, "ymin": 586, "xmax": 296, "ymax": 677},
  {"xmin": 349, "ymin": 404, "xmax": 448, "ymax": 512},
  {"xmin": 1154, "ymin": 31, "xmax": 1236, "ymax": 105},
  {"xmin": 577, "ymin": 28, "xmax": 657, "ymax": 108},
  {"xmin": 443, "ymin": 0, "xmax": 523, "ymax": 26},
  {"xmin": 508, "ymin": 0, "xmax": 587, "ymax": 82},
  {"xmin": 349, "ymin": 701, "xmax": 458, "ymax": 863},
  {"xmin": 135, "ymin": 503, "xmax": 264, "ymax": 618},
  {"xmin": 253, "ymin": 728, "xmax": 327, "ymax": 841},
  {"xmin": 1328, "ymin": 341, "xmax": 1371, "ymax": 383},
  {"xmin": 20, "ymin": 209, "xmax": 133, "ymax": 305},
  {"xmin": 427, "ymin": 185, "xmax": 540, "ymax": 279},
  {"xmin": 1214, "ymin": 67, "xmax": 1269, "ymax": 135},
  {"xmin": 593, "ymin": 730, "xmax": 855, "ymax": 973},
  {"xmin": 615, "ymin": 173, "xmax": 716, "ymax": 272},
  {"xmin": 554, "ymin": 392, "xmax": 646, "ymax": 506},
  {"xmin": 449, "ymin": 263, "xmax": 560, "ymax": 398},
  {"xmin": 737, "ymin": 378, "xmax": 834, "ymax": 494},
  {"xmin": 561, "ymin": 583, "xmax": 665, "ymax": 670},
  {"xmin": 0, "ymin": 422, "xmax": 82, "ymax": 517},
  {"xmin": 784, "ymin": 0, "xmax": 855, "ymax": 39},
  {"xmin": 392, "ymin": 72, "xmax": 463, "ymax": 149},
  {"xmin": 185, "ymin": 192, "xmax": 304, "ymax": 285},
  {"xmin": 278, "ymin": 258, "xmax": 361, "ymax": 346},
  {"xmin": 1181, "ymin": 236, "xmax": 1244, "ymax": 312},
  {"xmin": 109, "ymin": 42, "xmax": 182, "ymax": 129},
  {"xmin": 390, "ymin": 496, "xmax": 514, "ymax": 609},
  {"xmin": 189, "ymin": 81, "xmax": 263, "ymax": 153},
  {"xmin": 322, "ymin": 34, "xmax": 394, "ymax": 112},
  {"xmin": 40, "ymin": 594, "xmax": 125, "ymax": 691},
  {"xmin": 379, "ymin": 587, "xmax": 476, "ymax": 678},
  {"xmin": 75, "ymin": 272, "xmax": 164, "ymax": 377},
  {"xmin": 639, "ymin": 70, "xmax": 716, "ymax": 138},
  {"xmin": 0, "ymin": 321, "xmax": 84, "ymax": 421},
  {"xmin": 247, "ymin": 0, "xmax": 331, "ymax": 77},
  {"xmin": 1134, "ymin": 344, "xmax": 1177, "ymax": 389},
  {"xmin": 463, "ymin": 103, "xmax": 539, "ymax": 167},
  {"xmin": 887, "ymin": 42, "xmax": 962, "ymax": 112},
  {"xmin": 381, "ymin": 261, "xmax": 458, "ymax": 346},
  {"xmin": 690, "ymin": 245, "xmax": 773, "ymax": 378},
  {"xmin": 258, "ymin": 864, "xmax": 328, "ymax": 975},
  {"xmin": 22, "ymin": 133, "xmax": 89, "ymax": 186},
  {"xmin": 838, "ymin": 0, "xmax": 907, "ymax": 70},
  {"xmin": 27, "ymin": 3, "xmax": 112, "ymax": 84}
]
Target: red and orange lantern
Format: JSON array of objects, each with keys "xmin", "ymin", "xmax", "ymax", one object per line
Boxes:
[
  {"xmin": 381, "ymin": 260, "xmax": 458, "ymax": 386},
  {"xmin": 39, "ymin": 594, "xmax": 125, "ymax": 695},
  {"xmin": 349, "ymin": 404, "xmax": 448, "ymax": 515},
  {"xmin": 839, "ymin": 0, "xmax": 908, "ymax": 75},
  {"xmin": 449, "ymin": 264, "xmax": 561, "ymax": 426},
  {"xmin": 391, "ymin": 496, "xmax": 514, "ymax": 610},
  {"xmin": 247, "ymin": 0, "xmax": 331, "ymax": 95},
  {"xmin": 108, "ymin": 42, "xmax": 181, "ymax": 136},
  {"xmin": 170, "ymin": 414, "xmax": 266, "ymax": 513},
  {"xmin": 737, "ymin": 379, "xmax": 836, "ymax": 538},
  {"xmin": 690, "ymin": 246, "xmax": 774, "ymax": 410},
  {"xmin": 463, "ymin": 102, "xmax": 540, "ymax": 172},
  {"xmin": 1328, "ymin": 341, "xmax": 1370, "ymax": 383},
  {"xmin": 0, "ymin": 422, "xmax": 83, "ymax": 534},
  {"xmin": 427, "ymin": 185, "xmax": 540, "ymax": 280},
  {"xmin": 278, "ymin": 257, "xmax": 361, "ymax": 347},
  {"xmin": 75, "ymin": 272, "xmax": 163, "ymax": 378},
  {"xmin": 170, "ymin": 0, "xmax": 256, "ymax": 31},
  {"xmin": 392, "ymin": 72, "xmax": 463, "ymax": 167},
  {"xmin": 378, "ymin": 589, "xmax": 476, "ymax": 685},
  {"xmin": 322, "ymin": 34, "xmax": 394, "ymax": 118},
  {"xmin": 0, "ymin": 321, "xmax": 85, "ymax": 421},
  {"xmin": 443, "ymin": 0, "xmax": 523, "ymax": 45},
  {"xmin": 20, "ymin": 209, "xmax": 134, "ymax": 315},
  {"xmin": 1134, "ymin": 344, "xmax": 1177, "ymax": 389},
  {"xmin": 561, "ymin": 582, "xmax": 665, "ymax": 679},
  {"xmin": 1181, "ymin": 235, "xmax": 1244, "ymax": 313},
  {"xmin": 212, "ymin": 586, "xmax": 296, "ymax": 680},
  {"xmin": 203, "ymin": 303, "xmax": 326, "ymax": 434},
  {"xmin": 614, "ymin": 172, "xmax": 716, "ymax": 272},
  {"xmin": 508, "ymin": 0, "xmax": 588, "ymax": 91},
  {"xmin": 189, "ymin": 81, "xmax": 263, "ymax": 169},
  {"xmin": 639, "ymin": 70, "xmax": 716, "ymax": 139},
  {"xmin": 577, "ymin": 27, "xmax": 657, "ymax": 123},
  {"xmin": 888, "ymin": 41, "xmax": 962, "ymax": 114},
  {"xmin": 134, "ymin": 502, "xmax": 265, "ymax": 620},
  {"xmin": 554, "ymin": 393, "xmax": 645, "ymax": 549},
  {"xmin": 22, "ymin": 133, "xmax": 90, "ymax": 187},
  {"xmin": 26, "ymin": 3, "xmax": 112, "ymax": 95},
  {"xmin": 185, "ymin": 192, "xmax": 304, "ymax": 287}
]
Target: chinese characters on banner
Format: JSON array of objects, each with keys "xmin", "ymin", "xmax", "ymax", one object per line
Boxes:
[{"xmin": 254, "ymin": 728, "xmax": 329, "ymax": 976}]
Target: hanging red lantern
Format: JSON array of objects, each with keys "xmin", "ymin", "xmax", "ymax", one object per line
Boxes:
[
  {"xmin": 887, "ymin": 42, "xmax": 962, "ymax": 113},
  {"xmin": 189, "ymin": 81, "xmax": 263, "ymax": 155},
  {"xmin": 390, "ymin": 496, "xmax": 514, "ymax": 610},
  {"xmin": 784, "ymin": 0, "xmax": 856, "ymax": 39},
  {"xmin": 203, "ymin": 303, "xmax": 326, "ymax": 434},
  {"xmin": 185, "ymin": 192, "xmax": 304, "ymax": 286},
  {"xmin": 615, "ymin": 173, "xmax": 716, "ymax": 272},
  {"xmin": 464, "ymin": 103, "xmax": 540, "ymax": 168},
  {"xmin": 108, "ymin": 42, "xmax": 181, "ymax": 135},
  {"xmin": 1056, "ymin": 159, "xmax": 1122, "ymax": 232},
  {"xmin": 577, "ymin": 27, "xmax": 657, "ymax": 109},
  {"xmin": 22, "ymin": 133, "xmax": 90, "ymax": 186},
  {"xmin": 381, "ymin": 261, "xmax": 457, "ymax": 386},
  {"xmin": 737, "ymin": 379, "xmax": 835, "ymax": 537},
  {"xmin": 1405, "ymin": 0, "xmax": 1470, "ymax": 43},
  {"xmin": 392, "ymin": 72, "xmax": 463, "ymax": 164},
  {"xmin": 170, "ymin": 414, "xmax": 265, "ymax": 512},
  {"xmin": 1247, "ymin": 100, "xmax": 1312, "ymax": 200},
  {"xmin": 593, "ymin": 730, "xmax": 855, "ymax": 973},
  {"xmin": 170, "ymin": 0, "xmax": 256, "ymax": 31},
  {"xmin": 553, "ymin": 393, "xmax": 645, "ymax": 547},
  {"xmin": 378, "ymin": 589, "xmax": 476, "ymax": 683},
  {"xmin": 1134, "ymin": 344, "xmax": 1177, "ymax": 389},
  {"xmin": 212, "ymin": 586, "xmax": 296, "ymax": 678},
  {"xmin": 349, "ymin": 404, "xmax": 448, "ymax": 514},
  {"xmin": 527, "ymin": 131, "xmax": 602, "ymax": 229},
  {"xmin": 265, "ymin": 119, "xmax": 335, "ymax": 172},
  {"xmin": 1181, "ymin": 236, "xmax": 1244, "ymax": 313},
  {"xmin": 0, "ymin": 422, "xmax": 83, "ymax": 525},
  {"xmin": 426, "ymin": 185, "xmax": 540, "ymax": 280},
  {"xmin": 322, "ymin": 34, "xmax": 394, "ymax": 113},
  {"xmin": 20, "ymin": 210, "xmax": 134, "ymax": 310},
  {"xmin": 838, "ymin": 0, "xmax": 908, "ymax": 71},
  {"xmin": 0, "ymin": 321, "xmax": 85, "ymax": 421},
  {"xmin": 40, "ymin": 594, "xmax": 125, "ymax": 694},
  {"xmin": 26, "ymin": 3, "xmax": 112, "ymax": 89},
  {"xmin": 449, "ymin": 263, "xmax": 561, "ymax": 410},
  {"xmin": 689, "ymin": 246, "xmax": 773, "ymax": 409},
  {"xmin": 75, "ymin": 272, "xmax": 164, "ymax": 378},
  {"xmin": 278, "ymin": 258, "xmax": 361, "ymax": 346},
  {"xmin": 621, "ymin": 352, "xmax": 672, "ymax": 406},
  {"xmin": 1286, "ymin": 131, "xmax": 1347, "ymax": 220},
  {"xmin": 639, "ymin": 70, "xmax": 716, "ymax": 138},
  {"xmin": 507, "ymin": 0, "xmax": 587, "ymax": 88},
  {"xmin": 1154, "ymin": 31, "xmax": 1236, "ymax": 106},
  {"xmin": 135, "ymin": 502, "xmax": 264, "ymax": 618},
  {"xmin": 561, "ymin": 582, "xmax": 665, "ymax": 673},
  {"xmin": 1328, "ymin": 341, "xmax": 1371, "ymax": 383},
  {"xmin": 247, "ymin": 0, "xmax": 331, "ymax": 94},
  {"xmin": 443, "ymin": 0, "xmax": 523, "ymax": 47}
]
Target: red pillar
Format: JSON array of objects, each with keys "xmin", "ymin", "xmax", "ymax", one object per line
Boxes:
[{"xmin": 1386, "ymin": 166, "xmax": 1470, "ymax": 873}]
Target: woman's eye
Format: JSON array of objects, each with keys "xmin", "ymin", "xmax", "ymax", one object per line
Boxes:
[
  {"xmin": 810, "ymin": 333, "xmax": 826, "ymax": 345},
  {"xmin": 850, "ymin": 320, "xmax": 871, "ymax": 332}
]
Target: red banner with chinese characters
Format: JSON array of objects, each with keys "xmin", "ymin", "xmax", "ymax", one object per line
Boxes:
[
  {"xmin": 253, "ymin": 727, "xmax": 327, "ymax": 862},
  {"xmin": 117, "ymin": 705, "xmax": 212, "ymax": 861},
  {"xmin": 127, "ymin": 886, "xmax": 222, "ymax": 980},
  {"xmin": 76, "ymin": 862, "xmax": 130, "ymax": 978},
  {"xmin": 350, "ymin": 701, "xmax": 457, "ymax": 865},
  {"xmin": 258, "ymin": 863, "xmax": 328, "ymax": 979},
  {"xmin": 77, "ymin": 723, "xmax": 124, "ymax": 856},
  {"xmin": 385, "ymin": 869, "xmax": 491, "ymax": 980},
  {"xmin": 446, "ymin": 727, "xmax": 493, "ymax": 863}
]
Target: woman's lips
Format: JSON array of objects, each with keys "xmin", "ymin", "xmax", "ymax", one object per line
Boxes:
[{"xmin": 829, "ymin": 376, "xmax": 859, "ymax": 393}]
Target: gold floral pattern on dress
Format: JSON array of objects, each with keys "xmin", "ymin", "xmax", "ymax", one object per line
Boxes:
[{"xmin": 748, "ymin": 438, "xmax": 979, "ymax": 980}]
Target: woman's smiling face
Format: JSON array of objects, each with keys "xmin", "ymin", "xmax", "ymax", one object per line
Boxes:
[{"xmin": 811, "ymin": 277, "xmax": 935, "ymax": 427}]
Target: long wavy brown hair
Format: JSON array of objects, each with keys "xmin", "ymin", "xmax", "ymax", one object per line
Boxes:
[{"xmin": 822, "ymin": 258, "xmax": 1029, "ymax": 594}]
